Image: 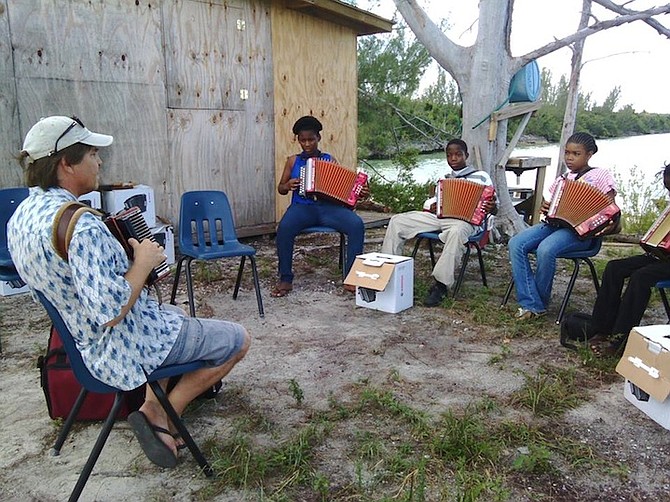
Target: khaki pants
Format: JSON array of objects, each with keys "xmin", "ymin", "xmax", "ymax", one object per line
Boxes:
[{"xmin": 380, "ymin": 211, "xmax": 474, "ymax": 288}]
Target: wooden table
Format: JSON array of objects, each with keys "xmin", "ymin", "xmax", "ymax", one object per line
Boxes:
[{"xmin": 506, "ymin": 156, "xmax": 551, "ymax": 225}]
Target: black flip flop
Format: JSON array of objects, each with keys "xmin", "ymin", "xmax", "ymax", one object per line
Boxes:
[{"xmin": 127, "ymin": 411, "xmax": 178, "ymax": 468}]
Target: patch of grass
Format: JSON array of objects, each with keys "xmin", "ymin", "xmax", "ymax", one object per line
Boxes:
[
  {"xmin": 510, "ymin": 366, "xmax": 586, "ymax": 417},
  {"xmin": 192, "ymin": 261, "xmax": 224, "ymax": 283},
  {"xmin": 198, "ymin": 382, "xmax": 622, "ymax": 501},
  {"xmin": 289, "ymin": 378, "xmax": 304, "ymax": 406}
]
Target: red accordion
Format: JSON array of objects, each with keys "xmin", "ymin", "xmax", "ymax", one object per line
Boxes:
[
  {"xmin": 640, "ymin": 205, "xmax": 670, "ymax": 259},
  {"xmin": 104, "ymin": 207, "xmax": 170, "ymax": 286},
  {"xmin": 546, "ymin": 178, "xmax": 620, "ymax": 238},
  {"xmin": 435, "ymin": 178, "xmax": 495, "ymax": 225},
  {"xmin": 299, "ymin": 158, "xmax": 368, "ymax": 208}
]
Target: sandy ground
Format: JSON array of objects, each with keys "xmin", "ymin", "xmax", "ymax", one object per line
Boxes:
[{"xmin": 1, "ymin": 230, "xmax": 670, "ymax": 501}]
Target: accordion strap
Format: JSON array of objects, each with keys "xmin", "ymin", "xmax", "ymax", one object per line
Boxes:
[{"xmin": 52, "ymin": 201, "xmax": 102, "ymax": 261}]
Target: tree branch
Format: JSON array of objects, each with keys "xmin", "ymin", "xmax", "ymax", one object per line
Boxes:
[
  {"xmin": 392, "ymin": 0, "xmax": 471, "ymax": 80},
  {"xmin": 592, "ymin": 0, "xmax": 670, "ymax": 37},
  {"xmin": 515, "ymin": 4, "xmax": 670, "ymax": 67}
]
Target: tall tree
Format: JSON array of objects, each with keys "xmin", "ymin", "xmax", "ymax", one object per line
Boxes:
[{"xmin": 392, "ymin": 0, "xmax": 670, "ymax": 235}]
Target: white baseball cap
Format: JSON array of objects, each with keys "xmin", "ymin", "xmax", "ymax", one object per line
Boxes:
[{"xmin": 22, "ymin": 115, "xmax": 114, "ymax": 162}]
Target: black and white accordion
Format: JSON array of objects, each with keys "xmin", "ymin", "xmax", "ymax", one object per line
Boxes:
[{"xmin": 104, "ymin": 207, "xmax": 170, "ymax": 286}]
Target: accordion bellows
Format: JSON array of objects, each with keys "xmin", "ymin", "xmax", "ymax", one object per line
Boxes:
[
  {"xmin": 546, "ymin": 178, "xmax": 620, "ymax": 238},
  {"xmin": 435, "ymin": 178, "xmax": 495, "ymax": 225},
  {"xmin": 640, "ymin": 205, "xmax": 670, "ymax": 258},
  {"xmin": 299, "ymin": 158, "xmax": 368, "ymax": 208}
]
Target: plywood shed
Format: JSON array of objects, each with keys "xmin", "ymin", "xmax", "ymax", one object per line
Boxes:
[{"xmin": 0, "ymin": 0, "xmax": 392, "ymax": 236}]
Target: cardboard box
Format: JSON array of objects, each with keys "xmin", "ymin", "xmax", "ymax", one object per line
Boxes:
[
  {"xmin": 1, "ymin": 280, "xmax": 29, "ymax": 297},
  {"xmin": 101, "ymin": 184, "xmax": 156, "ymax": 228},
  {"xmin": 78, "ymin": 190, "xmax": 102, "ymax": 210},
  {"xmin": 344, "ymin": 252, "xmax": 413, "ymax": 313},
  {"xmin": 150, "ymin": 223, "xmax": 175, "ymax": 265},
  {"xmin": 616, "ymin": 325, "xmax": 670, "ymax": 429}
]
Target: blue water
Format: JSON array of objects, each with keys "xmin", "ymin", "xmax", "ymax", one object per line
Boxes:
[{"xmin": 365, "ymin": 133, "xmax": 670, "ymax": 203}]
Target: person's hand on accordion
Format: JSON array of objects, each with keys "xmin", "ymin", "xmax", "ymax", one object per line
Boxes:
[
  {"xmin": 539, "ymin": 199, "xmax": 551, "ymax": 215},
  {"xmin": 482, "ymin": 199, "xmax": 497, "ymax": 216},
  {"xmin": 593, "ymin": 215, "xmax": 622, "ymax": 237},
  {"xmin": 279, "ymin": 177, "xmax": 301, "ymax": 195},
  {"xmin": 128, "ymin": 238, "xmax": 166, "ymax": 281}
]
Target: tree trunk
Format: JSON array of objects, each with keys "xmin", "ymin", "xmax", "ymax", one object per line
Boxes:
[{"xmin": 556, "ymin": 0, "xmax": 592, "ymax": 178}]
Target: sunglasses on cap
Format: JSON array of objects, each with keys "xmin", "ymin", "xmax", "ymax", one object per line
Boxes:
[{"xmin": 51, "ymin": 116, "xmax": 85, "ymax": 156}]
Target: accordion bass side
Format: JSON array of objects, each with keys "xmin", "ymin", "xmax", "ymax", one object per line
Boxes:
[
  {"xmin": 104, "ymin": 207, "xmax": 170, "ymax": 286},
  {"xmin": 299, "ymin": 158, "xmax": 368, "ymax": 208},
  {"xmin": 640, "ymin": 205, "xmax": 670, "ymax": 259},
  {"xmin": 435, "ymin": 178, "xmax": 495, "ymax": 225},
  {"xmin": 546, "ymin": 178, "xmax": 620, "ymax": 238}
]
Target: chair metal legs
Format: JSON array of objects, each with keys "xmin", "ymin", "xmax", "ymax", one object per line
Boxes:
[
  {"xmin": 171, "ymin": 254, "xmax": 264, "ymax": 318},
  {"xmin": 233, "ymin": 256, "xmax": 265, "ymax": 317},
  {"xmin": 659, "ymin": 287, "xmax": 670, "ymax": 323},
  {"xmin": 147, "ymin": 381, "xmax": 214, "ymax": 477},
  {"xmin": 51, "ymin": 390, "xmax": 126, "ymax": 502},
  {"xmin": 52, "ymin": 383, "xmax": 213, "ymax": 501},
  {"xmin": 502, "ymin": 257, "xmax": 600, "ymax": 324},
  {"xmin": 453, "ymin": 244, "xmax": 487, "ymax": 299},
  {"xmin": 411, "ymin": 236, "xmax": 487, "ymax": 299}
]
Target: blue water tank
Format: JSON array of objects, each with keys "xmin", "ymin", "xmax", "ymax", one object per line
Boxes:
[{"xmin": 509, "ymin": 60, "xmax": 541, "ymax": 103}]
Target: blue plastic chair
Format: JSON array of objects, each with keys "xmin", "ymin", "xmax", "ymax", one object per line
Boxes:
[
  {"xmin": 0, "ymin": 187, "xmax": 29, "ymax": 287},
  {"xmin": 170, "ymin": 190, "xmax": 264, "ymax": 317},
  {"xmin": 300, "ymin": 226, "xmax": 347, "ymax": 279},
  {"xmin": 410, "ymin": 218, "xmax": 491, "ymax": 299},
  {"xmin": 0, "ymin": 187, "xmax": 29, "ymax": 351},
  {"xmin": 656, "ymin": 279, "xmax": 670, "ymax": 322},
  {"xmin": 501, "ymin": 238, "xmax": 602, "ymax": 324},
  {"xmin": 35, "ymin": 291, "xmax": 214, "ymax": 502}
]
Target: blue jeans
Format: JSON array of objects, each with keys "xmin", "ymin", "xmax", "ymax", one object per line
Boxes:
[
  {"xmin": 276, "ymin": 200, "xmax": 365, "ymax": 283},
  {"xmin": 508, "ymin": 223, "xmax": 596, "ymax": 312}
]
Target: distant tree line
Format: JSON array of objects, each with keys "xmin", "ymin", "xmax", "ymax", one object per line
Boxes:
[{"xmin": 358, "ymin": 30, "xmax": 670, "ymax": 159}]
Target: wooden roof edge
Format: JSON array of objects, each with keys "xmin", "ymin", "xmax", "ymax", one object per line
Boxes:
[{"xmin": 283, "ymin": 0, "xmax": 394, "ymax": 36}]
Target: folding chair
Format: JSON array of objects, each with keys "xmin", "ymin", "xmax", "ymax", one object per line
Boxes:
[
  {"xmin": 299, "ymin": 226, "xmax": 347, "ymax": 279},
  {"xmin": 501, "ymin": 238, "xmax": 602, "ymax": 324},
  {"xmin": 410, "ymin": 217, "xmax": 491, "ymax": 299},
  {"xmin": 656, "ymin": 279, "xmax": 670, "ymax": 322},
  {"xmin": 0, "ymin": 187, "xmax": 30, "ymax": 351},
  {"xmin": 170, "ymin": 190, "xmax": 264, "ymax": 317},
  {"xmin": 35, "ymin": 291, "xmax": 214, "ymax": 502}
]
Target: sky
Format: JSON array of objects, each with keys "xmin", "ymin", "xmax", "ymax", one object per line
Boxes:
[{"xmin": 356, "ymin": 0, "xmax": 670, "ymax": 114}]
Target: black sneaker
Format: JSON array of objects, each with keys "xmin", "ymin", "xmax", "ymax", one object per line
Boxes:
[{"xmin": 424, "ymin": 281, "xmax": 448, "ymax": 307}]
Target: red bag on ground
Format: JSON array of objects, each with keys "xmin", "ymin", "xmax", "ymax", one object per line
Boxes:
[{"xmin": 37, "ymin": 325, "xmax": 144, "ymax": 421}]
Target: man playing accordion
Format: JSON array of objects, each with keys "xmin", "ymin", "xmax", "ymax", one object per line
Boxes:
[
  {"xmin": 381, "ymin": 139, "xmax": 497, "ymax": 307},
  {"xmin": 8, "ymin": 115, "xmax": 250, "ymax": 468}
]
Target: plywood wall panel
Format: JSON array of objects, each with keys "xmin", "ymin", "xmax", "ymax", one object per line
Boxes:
[
  {"xmin": 163, "ymin": 0, "xmax": 247, "ymax": 110},
  {"xmin": 15, "ymin": 78, "xmax": 171, "ymax": 218},
  {"xmin": 271, "ymin": 1, "xmax": 358, "ymax": 220},
  {"xmin": 166, "ymin": 108, "xmax": 274, "ymax": 228},
  {"xmin": 9, "ymin": 0, "xmax": 164, "ymax": 85}
]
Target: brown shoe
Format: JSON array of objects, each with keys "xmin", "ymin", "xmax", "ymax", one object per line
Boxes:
[{"xmin": 271, "ymin": 282, "xmax": 293, "ymax": 298}]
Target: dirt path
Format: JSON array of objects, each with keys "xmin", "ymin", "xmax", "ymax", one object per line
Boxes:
[{"xmin": 1, "ymin": 232, "xmax": 669, "ymax": 501}]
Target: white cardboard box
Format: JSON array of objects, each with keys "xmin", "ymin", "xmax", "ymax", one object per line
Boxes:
[
  {"xmin": 344, "ymin": 252, "xmax": 413, "ymax": 313},
  {"xmin": 0, "ymin": 280, "xmax": 29, "ymax": 297},
  {"xmin": 101, "ymin": 184, "xmax": 156, "ymax": 228},
  {"xmin": 78, "ymin": 190, "xmax": 102, "ymax": 210},
  {"xmin": 616, "ymin": 325, "xmax": 670, "ymax": 429},
  {"xmin": 150, "ymin": 223, "xmax": 175, "ymax": 265}
]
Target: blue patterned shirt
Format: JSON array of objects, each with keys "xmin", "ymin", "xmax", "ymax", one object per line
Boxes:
[{"xmin": 7, "ymin": 187, "xmax": 181, "ymax": 390}]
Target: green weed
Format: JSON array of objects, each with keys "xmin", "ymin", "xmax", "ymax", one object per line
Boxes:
[
  {"xmin": 289, "ymin": 378, "xmax": 304, "ymax": 406},
  {"xmin": 510, "ymin": 366, "xmax": 586, "ymax": 417}
]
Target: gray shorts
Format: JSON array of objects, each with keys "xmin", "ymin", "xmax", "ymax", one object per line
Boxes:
[{"xmin": 161, "ymin": 311, "xmax": 246, "ymax": 368}]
